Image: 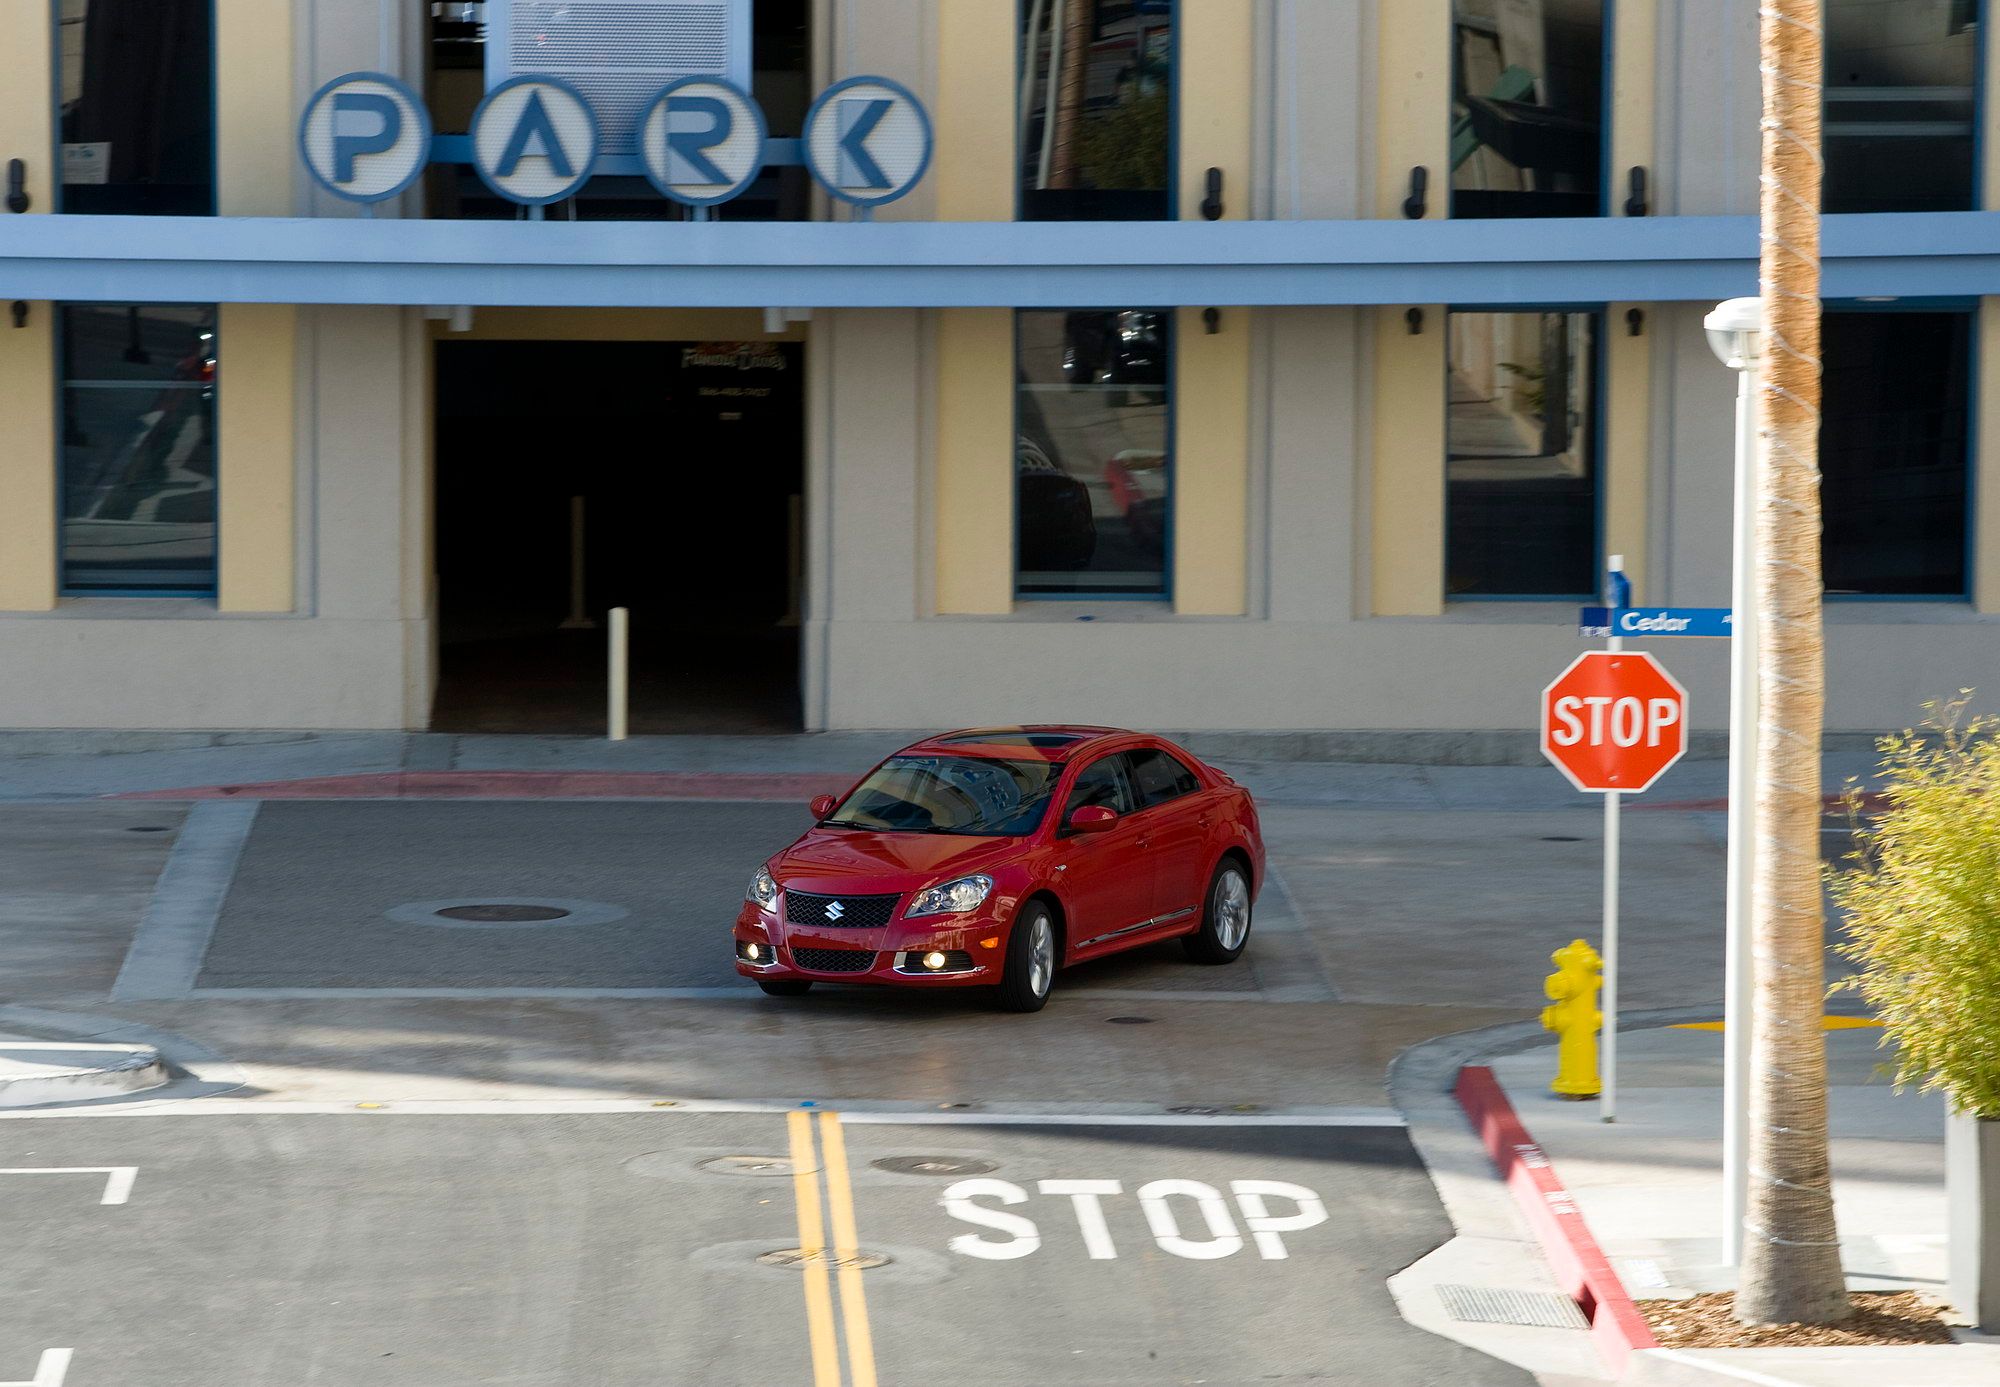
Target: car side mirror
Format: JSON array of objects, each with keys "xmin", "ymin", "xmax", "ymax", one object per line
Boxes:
[
  {"xmin": 1067, "ymin": 805, "xmax": 1118, "ymax": 834},
  {"xmin": 809, "ymin": 794, "xmax": 838, "ymax": 820}
]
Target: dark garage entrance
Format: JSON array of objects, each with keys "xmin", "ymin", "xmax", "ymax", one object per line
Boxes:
[{"xmin": 431, "ymin": 339, "xmax": 805, "ymax": 734}]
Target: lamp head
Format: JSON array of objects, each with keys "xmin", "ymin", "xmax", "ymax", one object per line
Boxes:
[{"xmin": 1704, "ymin": 297, "xmax": 1763, "ymax": 371}]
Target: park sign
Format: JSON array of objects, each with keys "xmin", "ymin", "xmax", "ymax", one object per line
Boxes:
[
  {"xmin": 301, "ymin": 71, "xmax": 931, "ymax": 208},
  {"xmin": 1540, "ymin": 651, "xmax": 1689, "ymax": 794}
]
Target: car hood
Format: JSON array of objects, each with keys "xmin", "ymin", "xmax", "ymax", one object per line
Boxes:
[{"xmin": 773, "ymin": 828, "xmax": 1023, "ymax": 893}]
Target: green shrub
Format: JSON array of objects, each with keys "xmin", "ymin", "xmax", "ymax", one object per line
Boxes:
[{"xmin": 1832, "ymin": 695, "xmax": 2000, "ymax": 1119}]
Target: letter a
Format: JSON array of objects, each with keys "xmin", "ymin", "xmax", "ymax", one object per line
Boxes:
[{"xmin": 497, "ymin": 90, "xmax": 575, "ymax": 179}]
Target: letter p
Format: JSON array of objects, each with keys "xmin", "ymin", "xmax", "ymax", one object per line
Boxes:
[{"xmin": 332, "ymin": 92, "xmax": 402, "ymax": 186}]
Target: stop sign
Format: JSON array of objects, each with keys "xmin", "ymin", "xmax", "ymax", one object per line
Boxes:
[{"xmin": 1540, "ymin": 651, "xmax": 1688, "ymax": 793}]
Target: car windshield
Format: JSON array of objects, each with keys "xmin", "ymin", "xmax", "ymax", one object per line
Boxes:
[{"xmin": 821, "ymin": 755, "xmax": 1061, "ymax": 836}]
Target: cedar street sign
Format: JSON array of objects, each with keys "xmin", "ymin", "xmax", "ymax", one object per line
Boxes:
[{"xmin": 1539, "ymin": 651, "xmax": 1689, "ymax": 794}]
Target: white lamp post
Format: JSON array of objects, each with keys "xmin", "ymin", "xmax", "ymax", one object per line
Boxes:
[{"xmin": 1705, "ymin": 296, "xmax": 1763, "ymax": 1268}]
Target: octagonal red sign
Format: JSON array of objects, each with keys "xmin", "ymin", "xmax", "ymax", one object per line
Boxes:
[{"xmin": 1539, "ymin": 651, "xmax": 1689, "ymax": 793}]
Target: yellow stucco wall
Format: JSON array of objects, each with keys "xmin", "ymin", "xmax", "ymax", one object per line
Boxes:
[
  {"xmin": 217, "ymin": 305, "xmax": 298, "ymax": 613},
  {"xmin": 1609, "ymin": 0, "xmax": 1656, "ymax": 215},
  {"xmin": 1376, "ymin": 0, "xmax": 1449, "ymax": 219},
  {"xmin": 216, "ymin": 0, "xmax": 295, "ymax": 216},
  {"xmin": 0, "ymin": 7, "xmax": 53, "ymax": 610},
  {"xmin": 1173, "ymin": 308, "xmax": 1250, "ymax": 616},
  {"xmin": 1987, "ymin": 18, "xmax": 2000, "ymax": 212},
  {"xmin": 1370, "ymin": 305, "xmax": 1446, "ymax": 617},
  {"xmin": 934, "ymin": 309, "xmax": 1014, "ymax": 616},
  {"xmin": 1177, "ymin": 0, "xmax": 1253, "ymax": 223},
  {"xmin": 1979, "ymin": 299, "xmax": 2000, "ymax": 613},
  {"xmin": 935, "ymin": 0, "xmax": 1014, "ymax": 220},
  {"xmin": 1604, "ymin": 304, "xmax": 1651, "ymax": 597}
]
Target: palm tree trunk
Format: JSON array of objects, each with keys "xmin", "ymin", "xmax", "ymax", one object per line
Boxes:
[
  {"xmin": 1048, "ymin": 0, "xmax": 1094, "ymax": 189},
  {"xmin": 1736, "ymin": 0, "xmax": 1848, "ymax": 1327}
]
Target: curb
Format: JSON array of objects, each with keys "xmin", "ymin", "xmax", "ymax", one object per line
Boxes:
[
  {"xmin": 107, "ymin": 770, "xmax": 838, "ymax": 801},
  {"xmin": 0, "ymin": 1040, "xmax": 170, "ymax": 1108},
  {"xmin": 1455, "ymin": 1063, "xmax": 1657, "ymax": 1378}
]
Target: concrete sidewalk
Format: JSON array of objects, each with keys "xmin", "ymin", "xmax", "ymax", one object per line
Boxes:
[{"xmin": 1486, "ymin": 1022, "xmax": 1998, "ymax": 1385}]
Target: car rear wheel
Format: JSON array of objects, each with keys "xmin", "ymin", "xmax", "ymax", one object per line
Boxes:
[
  {"xmin": 1182, "ymin": 861, "xmax": 1252, "ymax": 965},
  {"xmin": 756, "ymin": 977, "xmax": 813, "ymax": 997},
  {"xmin": 995, "ymin": 903, "xmax": 1057, "ymax": 1013}
]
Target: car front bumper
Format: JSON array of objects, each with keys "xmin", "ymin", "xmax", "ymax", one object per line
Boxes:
[{"xmin": 732, "ymin": 899, "xmax": 1007, "ymax": 986}]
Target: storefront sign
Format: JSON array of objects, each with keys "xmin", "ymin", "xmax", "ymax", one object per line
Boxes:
[
  {"xmin": 802, "ymin": 76, "xmax": 933, "ymax": 208},
  {"xmin": 298, "ymin": 73, "xmax": 433, "ymax": 204},
  {"xmin": 471, "ymin": 76, "xmax": 600, "ymax": 206},
  {"xmin": 639, "ymin": 79, "xmax": 768, "ymax": 207}
]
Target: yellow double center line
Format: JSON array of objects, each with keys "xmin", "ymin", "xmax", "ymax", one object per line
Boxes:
[{"xmin": 786, "ymin": 1110, "xmax": 879, "ymax": 1387}]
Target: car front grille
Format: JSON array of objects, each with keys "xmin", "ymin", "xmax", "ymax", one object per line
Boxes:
[
  {"xmin": 791, "ymin": 947, "xmax": 877, "ymax": 974},
  {"xmin": 784, "ymin": 891, "xmax": 901, "ymax": 929}
]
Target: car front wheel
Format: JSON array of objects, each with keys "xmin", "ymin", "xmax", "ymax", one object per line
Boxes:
[
  {"xmin": 1182, "ymin": 861, "xmax": 1252, "ymax": 964},
  {"xmin": 995, "ymin": 902, "xmax": 1057, "ymax": 1013}
]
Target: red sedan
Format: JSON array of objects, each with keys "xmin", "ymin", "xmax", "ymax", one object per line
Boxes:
[{"xmin": 733, "ymin": 727, "xmax": 1264, "ymax": 1012}]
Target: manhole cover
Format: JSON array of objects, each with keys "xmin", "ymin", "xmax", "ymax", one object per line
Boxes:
[
  {"xmin": 696, "ymin": 1155, "xmax": 797, "ymax": 1177},
  {"xmin": 435, "ymin": 903, "xmax": 572, "ymax": 923},
  {"xmin": 757, "ymin": 1247, "xmax": 892, "ymax": 1271},
  {"xmin": 871, "ymin": 1156, "xmax": 998, "ymax": 1177},
  {"xmin": 1106, "ymin": 1016, "xmax": 1155, "ymax": 1025}
]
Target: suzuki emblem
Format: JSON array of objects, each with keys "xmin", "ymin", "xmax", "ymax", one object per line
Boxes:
[{"xmin": 825, "ymin": 901, "xmax": 845, "ymax": 920}]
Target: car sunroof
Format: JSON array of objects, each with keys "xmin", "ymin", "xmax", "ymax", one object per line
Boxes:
[{"xmin": 934, "ymin": 731, "xmax": 1088, "ymax": 748}]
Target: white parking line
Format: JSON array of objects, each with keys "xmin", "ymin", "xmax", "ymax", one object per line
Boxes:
[
  {"xmin": 0, "ymin": 1348, "xmax": 72, "ymax": 1387},
  {"xmin": 0, "ymin": 1167, "xmax": 137, "ymax": 1204}
]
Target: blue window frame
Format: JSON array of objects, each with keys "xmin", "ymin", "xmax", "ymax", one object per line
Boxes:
[
  {"xmin": 1018, "ymin": 0, "xmax": 1177, "ymax": 221},
  {"xmin": 58, "ymin": 304, "xmax": 219, "ymax": 597},
  {"xmin": 53, "ymin": 0, "xmax": 216, "ymax": 216},
  {"xmin": 1450, "ymin": 0, "xmax": 1606, "ymax": 219},
  {"xmin": 1824, "ymin": 1, "xmax": 1981, "ymax": 215},
  {"xmin": 1446, "ymin": 307, "xmax": 1603, "ymax": 599},
  {"xmin": 1015, "ymin": 308, "xmax": 1173, "ymax": 599}
]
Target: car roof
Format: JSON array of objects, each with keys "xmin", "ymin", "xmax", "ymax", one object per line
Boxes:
[{"xmin": 899, "ymin": 726, "xmax": 1136, "ymax": 763}]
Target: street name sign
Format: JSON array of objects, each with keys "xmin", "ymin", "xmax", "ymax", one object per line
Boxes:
[
  {"xmin": 1540, "ymin": 651, "xmax": 1689, "ymax": 793},
  {"xmin": 1578, "ymin": 606, "xmax": 1733, "ymax": 639}
]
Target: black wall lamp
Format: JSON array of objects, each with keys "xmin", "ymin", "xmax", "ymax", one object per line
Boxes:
[
  {"xmin": 9, "ymin": 302, "xmax": 27, "ymax": 330},
  {"xmin": 1200, "ymin": 167, "xmax": 1224, "ymax": 221},
  {"xmin": 1202, "ymin": 307, "xmax": 1221, "ymax": 335},
  {"xmin": 1626, "ymin": 307, "xmax": 1646, "ymax": 337},
  {"xmin": 1624, "ymin": 166, "xmax": 1649, "ymax": 217},
  {"xmin": 1402, "ymin": 166, "xmax": 1429, "ymax": 220},
  {"xmin": 1405, "ymin": 306, "xmax": 1425, "ymax": 335},
  {"xmin": 5, "ymin": 160, "xmax": 29, "ymax": 214}
]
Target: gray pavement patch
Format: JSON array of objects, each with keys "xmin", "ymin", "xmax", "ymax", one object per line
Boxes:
[
  {"xmin": 109, "ymin": 801, "xmax": 258, "ymax": 1002},
  {"xmin": 383, "ymin": 897, "xmax": 629, "ymax": 930}
]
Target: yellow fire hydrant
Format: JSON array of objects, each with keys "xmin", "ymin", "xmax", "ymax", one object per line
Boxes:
[{"xmin": 1541, "ymin": 938, "xmax": 1603, "ymax": 1099}]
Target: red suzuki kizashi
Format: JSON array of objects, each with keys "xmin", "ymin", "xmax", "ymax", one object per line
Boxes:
[{"xmin": 734, "ymin": 727, "xmax": 1264, "ymax": 1012}]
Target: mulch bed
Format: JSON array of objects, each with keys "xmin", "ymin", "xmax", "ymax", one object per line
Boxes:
[{"xmin": 1642, "ymin": 1291, "xmax": 1955, "ymax": 1348}]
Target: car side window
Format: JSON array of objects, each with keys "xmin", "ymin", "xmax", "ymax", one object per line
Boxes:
[
  {"xmin": 1125, "ymin": 748, "xmax": 1201, "ymax": 809},
  {"xmin": 1063, "ymin": 754, "xmax": 1135, "ymax": 822}
]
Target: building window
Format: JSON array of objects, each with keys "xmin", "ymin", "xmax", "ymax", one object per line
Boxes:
[
  {"xmin": 1450, "ymin": 0, "xmax": 1605, "ymax": 218},
  {"xmin": 56, "ymin": 0, "xmax": 214, "ymax": 216},
  {"xmin": 1018, "ymin": 0, "xmax": 1175, "ymax": 221},
  {"xmin": 59, "ymin": 305, "xmax": 219, "ymax": 596},
  {"xmin": 1447, "ymin": 310, "xmax": 1600, "ymax": 598},
  {"xmin": 1821, "ymin": 309, "xmax": 1971, "ymax": 596},
  {"xmin": 1015, "ymin": 309, "xmax": 1172, "ymax": 598},
  {"xmin": 1824, "ymin": 2, "xmax": 1979, "ymax": 214}
]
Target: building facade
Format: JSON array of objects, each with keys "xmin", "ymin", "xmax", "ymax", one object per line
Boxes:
[{"xmin": 1, "ymin": 0, "xmax": 1997, "ymax": 737}]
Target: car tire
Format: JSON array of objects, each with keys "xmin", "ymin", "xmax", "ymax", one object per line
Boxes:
[
  {"xmin": 756, "ymin": 978, "xmax": 813, "ymax": 997},
  {"xmin": 995, "ymin": 902, "xmax": 1057, "ymax": 1013},
  {"xmin": 1182, "ymin": 860, "xmax": 1252, "ymax": 965}
]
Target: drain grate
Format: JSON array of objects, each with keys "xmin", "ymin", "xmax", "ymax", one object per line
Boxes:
[
  {"xmin": 871, "ymin": 1156, "xmax": 997, "ymax": 1177},
  {"xmin": 436, "ymin": 903, "xmax": 572, "ymax": 923},
  {"xmin": 1435, "ymin": 1284, "xmax": 1589, "ymax": 1331},
  {"xmin": 758, "ymin": 1247, "xmax": 892, "ymax": 1271}
]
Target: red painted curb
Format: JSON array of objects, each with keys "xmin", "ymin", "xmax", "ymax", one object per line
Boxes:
[
  {"xmin": 1454, "ymin": 1064, "xmax": 1657, "ymax": 1377},
  {"xmin": 108, "ymin": 771, "xmax": 841, "ymax": 802}
]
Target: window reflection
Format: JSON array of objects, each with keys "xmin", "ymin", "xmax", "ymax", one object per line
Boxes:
[
  {"xmin": 1019, "ymin": 0, "xmax": 1175, "ymax": 221},
  {"xmin": 1824, "ymin": 1, "xmax": 1979, "ymax": 214},
  {"xmin": 57, "ymin": 0, "xmax": 214, "ymax": 216},
  {"xmin": 1447, "ymin": 310, "xmax": 1598, "ymax": 597},
  {"xmin": 61, "ymin": 306, "xmax": 218, "ymax": 595},
  {"xmin": 1451, "ymin": 0, "xmax": 1604, "ymax": 219},
  {"xmin": 1016, "ymin": 309, "xmax": 1171, "ymax": 597},
  {"xmin": 1821, "ymin": 310, "xmax": 1970, "ymax": 595}
]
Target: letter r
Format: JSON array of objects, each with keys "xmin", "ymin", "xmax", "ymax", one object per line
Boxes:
[
  {"xmin": 666, "ymin": 95, "xmax": 733, "ymax": 184},
  {"xmin": 332, "ymin": 92, "xmax": 402, "ymax": 185}
]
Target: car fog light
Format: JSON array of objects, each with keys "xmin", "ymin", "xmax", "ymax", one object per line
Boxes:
[
  {"xmin": 922, "ymin": 950, "xmax": 948, "ymax": 971},
  {"xmin": 746, "ymin": 942, "xmax": 764, "ymax": 961}
]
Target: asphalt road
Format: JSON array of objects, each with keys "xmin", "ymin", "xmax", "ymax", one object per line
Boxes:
[{"xmin": 0, "ymin": 1111, "xmax": 1525, "ymax": 1387}]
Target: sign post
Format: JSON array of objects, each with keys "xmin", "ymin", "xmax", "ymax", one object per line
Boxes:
[{"xmin": 1541, "ymin": 580, "xmax": 1690, "ymax": 1123}]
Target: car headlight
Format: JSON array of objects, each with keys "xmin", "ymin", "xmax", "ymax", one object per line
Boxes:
[
  {"xmin": 746, "ymin": 866, "xmax": 779, "ymax": 911},
  {"xmin": 906, "ymin": 874, "xmax": 994, "ymax": 918}
]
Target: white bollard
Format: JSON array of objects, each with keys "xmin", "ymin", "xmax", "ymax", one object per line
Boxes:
[{"xmin": 608, "ymin": 607, "xmax": 629, "ymax": 742}]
